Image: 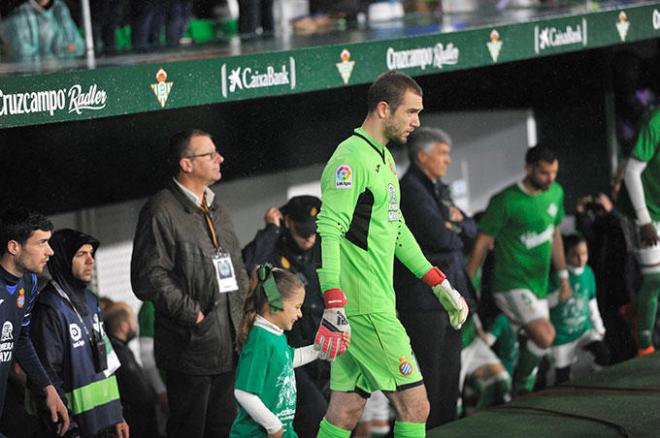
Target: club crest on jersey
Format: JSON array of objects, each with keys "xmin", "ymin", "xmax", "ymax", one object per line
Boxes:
[
  {"xmin": 281, "ymin": 256, "xmax": 291, "ymax": 269},
  {"xmin": 1, "ymin": 322, "xmax": 13, "ymax": 342},
  {"xmin": 547, "ymin": 203, "xmax": 558, "ymax": 217},
  {"xmin": 388, "ymin": 158, "xmax": 397, "ymax": 176},
  {"xmin": 335, "ymin": 164, "xmax": 353, "ymax": 189},
  {"xmin": 399, "ymin": 356, "xmax": 413, "ymax": 376},
  {"xmin": 16, "ymin": 288, "xmax": 25, "ymax": 309}
]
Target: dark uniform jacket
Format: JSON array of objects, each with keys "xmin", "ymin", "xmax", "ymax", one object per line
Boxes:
[
  {"xmin": 395, "ymin": 163, "xmax": 477, "ymax": 311},
  {"xmin": 131, "ymin": 181, "xmax": 248, "ymax": 375}
]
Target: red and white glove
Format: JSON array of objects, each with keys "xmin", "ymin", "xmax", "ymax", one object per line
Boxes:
[
  {"xmin": 314, "ymin": 289, "xmax": 350, "ymax": 361},
  {"xmin": 422, "ymin": 267, "xmax": 469, "ymax": 330}
]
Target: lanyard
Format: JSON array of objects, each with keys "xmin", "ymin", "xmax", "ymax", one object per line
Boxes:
[
  {"xmin": 52, "ymin": 281, "xmax": 96, "ymax": 345},
  {"xmin": 201, "ymin": 194, "xmax": 221, "ymax": 251}
]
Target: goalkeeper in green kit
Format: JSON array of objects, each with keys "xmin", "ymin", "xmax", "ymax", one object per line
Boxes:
[{"xmin": 313, "ymin": 71, "xmax": 469, "ymax": 438}]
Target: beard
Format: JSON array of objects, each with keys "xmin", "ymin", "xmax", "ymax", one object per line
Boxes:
[{"xmin": 528, "ymin": 176, "xmax": 551, "ymax": 191}]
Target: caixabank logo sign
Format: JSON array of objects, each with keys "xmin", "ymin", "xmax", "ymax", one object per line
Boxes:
[
  {"xmin": 534, "ymin": 19, "xmax": 587, "ymax": 54},
  {"xmin": 220, "ymin": 57, "xmax": 297, "ymax": 98}
]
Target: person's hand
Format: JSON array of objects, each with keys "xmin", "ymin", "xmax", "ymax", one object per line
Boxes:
[
  {"xmin": 44, "ymin": 385, "xmax": 70, "ymax": 436},
  {"xmin": 314, "ymin": 289, "xmax": 350, "ymax": 361},
  {"xmin": 558, "ymin": 278, "xmax": 572, "ymax": 302},
  {"xmin": 268, "ymin": 428, "xmax": 284, "ymax": 438},
  {"xmin": 576, "ymin": 195, "xmax": 593, "ymax": 214},
  {"xmin": 639, "ymin": 222, "xmax": 659, "ymax": 247},
  {"xmin": 595, "ymin": 193, "xmax": 613, "ymax": 212},
  {"xmin": 422, "ymin": 267, "xmax": 469, "ymax": 330},
  {"xmin": 115, "ymin": 420, "xmax": 129, "ymax": 438},
  {"xmin": 264, "ymin": 208, "xmax": 283, "ymax": 227},
  {"xmin": 449, "ymin": 206, "xmax": 464, "ymax": 222},
  {"xmin": 195, "ymin": 311, "xmax": 205, "ymax": 324}
]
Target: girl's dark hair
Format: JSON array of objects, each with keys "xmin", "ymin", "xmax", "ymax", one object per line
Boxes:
[
  {"xmin": 236, "ymin": 267, "xmax": 304, "ymax": 352},
  {"xmin": 563, "ymin": 233, "xmax": 587, "ymax": 254}
]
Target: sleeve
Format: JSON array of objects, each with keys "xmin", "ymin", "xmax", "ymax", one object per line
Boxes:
[
  {"xmin": 242, "ymin": 225, "xmax": 281, "ymax": 273},
  {"xmin": 0, "ymin": 12, "xmax": 39, "ymax": 61},
  {"xmin": 235, "ymin": 334, "xmax": 269, "ymax": 395},
  {"xmin": 234, "ymin": 389, "xmax": 283, "ymax": 434},
  {"xmin": 394, "ymin": 219, "xmax": 433, "ymax": 278},
  {"xmin": 53, "ymin": 1, "xmax": 84, "ymax": 57},
  {"xmin": 625, "ymin": 158, "xmax": 651, "ymax": 224},
  {"xmin": 477, "ymin": 192, "xmax": 508, "ymax": 238},
  {"xmin": 631, "ymin": 110, "xmax": 660, "ymax": 163},
  {"xmin": 131, "ymin": 207, "xmax": 200, "ymax": 326},
  {"xmin": 26, "ymin": 305, "xmax": 64, "ymax": 396},
  {"xmin": 316, "ymin": 156, "xmax": 368, "ymax": 292},
  {"xmin": 293, "ymin": 345, "xmax": 319, "ymax": 368},
  {"xmin": 460, "ymin": 214, "xmax": 479, "ymax": 242}
]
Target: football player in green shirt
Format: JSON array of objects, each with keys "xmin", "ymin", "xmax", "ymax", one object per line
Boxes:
[
  {"xmin": 468, "ymin": 145, "xmax": 571, "ymax": 394},
  {"xmin": 314, "ymin": 71, "xmax": 468, "ymax": 438},
  {"xmin": 619, "ymin": 108, "xmax": 660, "ymax": 355}
]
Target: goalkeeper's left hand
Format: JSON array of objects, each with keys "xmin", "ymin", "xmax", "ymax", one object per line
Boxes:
[{"xmin": 422, "ymin": 267, "xmax": 469, "ymax": 329}]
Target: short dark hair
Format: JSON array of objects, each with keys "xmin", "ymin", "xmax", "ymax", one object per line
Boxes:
[
  {"xmin": 525, "ymin": 144, "xmax": 557, "ymax": 165},
  {"xmin": 563, "ymin": 233, "xmax": 587, "ymax": 253},
  {"xmin": 104, "ymin": 307, "xmax": 130, "ymax": 337},
  {"xmin": 0, "ymin": 208, "xmax": 53, "ymax": 256},
  {"xmin": 168, "ymin": 129, "xmax": 213, "ymax": 176},
  {"xmin": 367, "ymin": 71, "xmax": 423, "ymax": 113}
]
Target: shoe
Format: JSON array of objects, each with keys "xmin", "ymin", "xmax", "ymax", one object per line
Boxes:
[{"xmin": 638, "ymin": 346, "xmax": 655, "ymax": 356}]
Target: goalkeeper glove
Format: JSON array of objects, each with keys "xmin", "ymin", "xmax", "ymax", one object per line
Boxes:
[
  {"xmin": 314, "ymin": 288, "xmax": 350, "ymax": 361},
  {"xmin": 422, "ymin": 267, "xmax": 469, "ymax": 329}
]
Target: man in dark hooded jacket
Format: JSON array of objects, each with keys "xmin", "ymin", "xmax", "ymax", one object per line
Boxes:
[{"xmin": 31, "ymin": 229, "xmax": 129, "ymax": 438}]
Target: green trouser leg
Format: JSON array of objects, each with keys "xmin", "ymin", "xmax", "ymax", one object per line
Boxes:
[
  {"xmin": 514, "ymin": 340, "xmax": 546, "ymax": 393},
  {"xmin": 317, "ymin": 418, "xmax": 351, "ymax": 438},
  {"xmin": 637, "ymin": 273, "xmax": 660, "ymax": 349},
  {"xmin": 393, "ymin": 421, "xmax": 426, "ymax": 438}
]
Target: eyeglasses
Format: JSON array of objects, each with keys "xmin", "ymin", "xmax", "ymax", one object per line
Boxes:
[{"xmin": 185, "ymin": 151, "xmax": 219, "ymax": 160}]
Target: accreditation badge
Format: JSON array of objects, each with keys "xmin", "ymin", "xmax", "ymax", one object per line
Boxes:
[{"xmin": 213, "ymin": 252, "xmax": 239, "ymax": 293}]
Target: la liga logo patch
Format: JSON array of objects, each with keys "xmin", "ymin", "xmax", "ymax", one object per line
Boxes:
[
  {"xmin": 335, "ymin": 164, "xmax": 353, "ymax": 189},
  {"xmin": 399, "ymin": 356, "xmax": 413, "ymax": 376}
]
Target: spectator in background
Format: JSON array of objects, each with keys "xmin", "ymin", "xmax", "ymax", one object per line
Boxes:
[
  {"xmin": 105, "ymin": 302, "xmax": 160, "ymax": 438},
  {"xmin": 165, "ymin": 0, "xmax": 193, "ymax": 46},
  {"xmin": 131, "ymin": 129, "xmax": 248, "ymax": 438},
  {"xmin": 468, "ymin": 145, "xmax": 569, "ymax": 395},
  {"xmin": 242, "ymin": 196, "xmax": 328, "ymax": 437},
  {"xmin": 0, "ymin": 0, "xmax": 84, "ymax": 62},
  {"xmin": 394, "ymin": 127, "xmax": 477, "ymax": 428},
  {"xmin": 0, "ymin": 208, "xmax": 70, "ymax": 436},
  {"xmin": 92, "ymin": 0, "xmax": 128, "ymax": 54},
  {"xmin": 238, "ymin": 0, "xmax": 273, "ymax": 37},
  {"xmin": 130, "ymin": 0, "xmax": 164, "ymax": 51},
  {"xmin": 30, "ymin": 229, "xmax": 128, "ymax": 438},
  {"xmin": 547, "ymin": 234, "xmax": 609, "ymax": 385}
]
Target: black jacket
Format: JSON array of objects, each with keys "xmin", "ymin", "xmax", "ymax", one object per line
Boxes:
[
  {"xmin": 394, "ymin": 164, "xmax": 477, "ymax": 312},
  {"xmin": 131, "ymin": 182, "xmax": 248, "ymax": 375}
]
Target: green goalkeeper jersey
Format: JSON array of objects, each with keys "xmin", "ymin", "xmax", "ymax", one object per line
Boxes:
[
  {"xmin": 479, "ymin": 181, "xmax": 565, "ymax": 298},
  {"xmin": 619, "ymin": 107, "xmax": 660, "ymax": 222},
  {"xmin": 317, "ymin": 128, "xmax": 432, "ymax": 316}
]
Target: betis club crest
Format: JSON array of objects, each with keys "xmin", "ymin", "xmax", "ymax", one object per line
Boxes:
[
  {"xmin": 151, "ymin": 68, "xmax": 173, "ymax": 108},
  {"xmin": 487, "ymin": 29, "xmax": 503, "ymax": 63},
  {"xmin": 336, "ymin": 49, "xmax": 355, "ymax": 86},
  {"xmin": 616, "ymin": 11, "xmax": 630, "ymax": 42}
]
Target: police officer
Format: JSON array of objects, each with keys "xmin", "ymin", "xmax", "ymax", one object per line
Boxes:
[{"xmin": 242, "ymin": 195, "xmax": 327, "ymax": 437}]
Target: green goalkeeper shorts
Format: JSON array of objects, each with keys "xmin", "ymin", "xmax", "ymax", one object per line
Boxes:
[{"xmin": 330, "ymin": 312, "xmax": 423, "ymax": 394}]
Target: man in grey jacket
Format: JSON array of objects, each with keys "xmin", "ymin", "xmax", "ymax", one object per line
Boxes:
[{"xmin": 131, "ymin": 129, "xmax": 248, "ymax": 438}]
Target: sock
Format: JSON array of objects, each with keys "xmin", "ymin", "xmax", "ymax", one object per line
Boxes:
[
  {"xmin": 317, "ymin": 418, "xmax": 351, "ymax": 438},
  {"xmin": 475, "ymin": 371, "xmax": 511, "ymax": 409},
  {"xmin": 555, "ymin": 366, "xmax": 571, "ymax": 385},
  {"xmin": 393, "ymin": 421, "xmax": 425, "ymax": 438},
  {"xmin": 495, "ymin": 373, "xmax": 512, "ymax": 403},
  {"xmin": 475, "ymin": 377, "xmax": 497, "ymax": 410},
  {"xmin": 514, "ymin": 339, "xmax": 547, "ymax": 393},
  {"xmin": 637, "ymin": 273, "xmax": 660, "ymax": 349}
]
